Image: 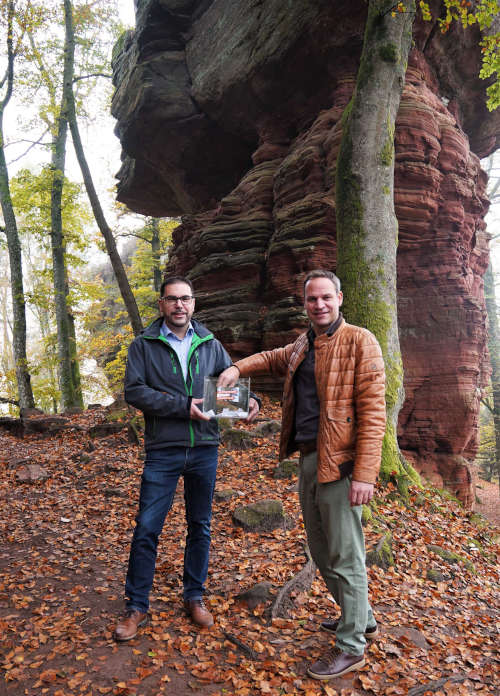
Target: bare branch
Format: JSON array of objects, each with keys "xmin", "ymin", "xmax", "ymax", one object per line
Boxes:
[
  {"xmin": 116, "ymin": 231, "xmax": 152, "ymax": 243},
  {"xmin": 6, "ymin": 130, "xmax": 51, "ymax": 163},
  {"xmin": 481, "ymin": 397, "xmax": 494, "ymax": 414},
  {"xmin": 0, "ymin": 396, "xmax": 19, "ymax": 406},
  {"xmin": 73, "ymin": 72, "xmax": 112, "ymax": 83}
]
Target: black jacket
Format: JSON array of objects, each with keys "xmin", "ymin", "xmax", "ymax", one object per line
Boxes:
[{"xmin": 124, "ymin": 317, "xmax": 234, "ymax": 449}]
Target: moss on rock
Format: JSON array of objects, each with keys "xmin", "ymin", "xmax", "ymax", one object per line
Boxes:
[
  {"xmin": 366, "ymin": 531, "xmax": 394, "ymax": 569},
  {"xmin": 427, "ymin": 544, "xmax": 475, "ymax": 573},
  {"xmin": 426, "ymin": 568, "xmax": 444, "ymax": 583},
  {"xmin": 232, "ymin": 499, "xmax": 293, "ymax": 532}
]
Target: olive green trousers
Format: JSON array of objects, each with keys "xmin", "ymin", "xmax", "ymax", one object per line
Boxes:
[{"xmin": 299, "ymin": 451, "xmax": 376, "ymax": 655}]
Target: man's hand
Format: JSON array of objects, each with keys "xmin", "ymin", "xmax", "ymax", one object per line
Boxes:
[
  {"xmin": 246, "ymin": 397, "xmax": 259, "ymax": 423},
  {"xmin": 190, "ymin": 397, "xmax": 211, "ymax": 421},
  {"xmin": 349, "ymin": 480, "xmax": 374, "ymax": 507},
  {"xmin": 217, "ymin": 366, "xmax": 240, "ymax": 387}
]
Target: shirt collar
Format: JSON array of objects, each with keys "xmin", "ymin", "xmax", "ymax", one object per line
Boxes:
[
  {"xmin": 307, "ymin": 313, "xmax": 343, "ymax": 345},
  {"xmin": 161, "ymin": 321, "xmax": 194, "ymax": 340}
]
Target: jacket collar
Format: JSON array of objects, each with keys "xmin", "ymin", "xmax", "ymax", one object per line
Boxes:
[
  {"xmin": 142, "ymin": 316, "xmax": 212, "ymax": 340},
  {"xmin": 307, "ymin": 313, "xmax": 344, "ymax": 346}
]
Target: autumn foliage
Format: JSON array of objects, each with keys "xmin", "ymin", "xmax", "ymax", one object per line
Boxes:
[{"xmin": 0, "ymin": 398, "xmax": 499, "ymax": 696}]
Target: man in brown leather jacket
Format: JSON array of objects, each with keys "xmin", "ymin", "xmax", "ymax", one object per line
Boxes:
[{"xmin": 218, "ymin": 269, "xmax": 386, "ymax": 681}]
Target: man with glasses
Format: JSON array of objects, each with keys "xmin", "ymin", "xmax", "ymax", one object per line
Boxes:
[
  {"xmin": 114, "ymin": 275, "xmax": 260, "ymax": 639},
  {"xmin": 218, "ymin": 270, "xmax": 386, "ymax": 680}
]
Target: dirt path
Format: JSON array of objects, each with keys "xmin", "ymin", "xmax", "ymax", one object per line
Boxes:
[{"xmin": 475, "ymin": 477, "xmax": 500, "ymax": 526}]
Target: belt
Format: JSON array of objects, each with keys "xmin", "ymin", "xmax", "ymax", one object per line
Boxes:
[{"xmin": 297, "ymin": 441, "xmax": 317, "ymax": 455}]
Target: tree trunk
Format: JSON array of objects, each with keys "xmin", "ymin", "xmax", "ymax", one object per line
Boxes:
[
  {"xmin": 336, "ymin": 0, "xmax": 416, "ymax": 481},
  {"xmin": 151, "ymin": 218, "xmax": 162, "ymax": 293},
  {"xmin": 64, "ymin": 0, "xmax": 143, "ymax": 337},
  {"xmin": 49, "ymin": 0, "xmax": 82, "ymax": 410},
  {"xmin": 66, "ymin": 269, "xmax": 84, "ymax": 409},
  {"xmin": 0, "ymin": 1, "xmax": 35, "ymax": 410},
  {"xmin": 484, "ymin": 261, "xmax": 500, "ymax": 491}
]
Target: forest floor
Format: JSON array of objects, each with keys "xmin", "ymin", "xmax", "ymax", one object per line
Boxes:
[
  {"xmin": 0, "ymin": 397, "xmax": 499, "ymax": 696},
  {"xmin": 474, "ymin": 477, "xmax": 500, "ymax": 527}
]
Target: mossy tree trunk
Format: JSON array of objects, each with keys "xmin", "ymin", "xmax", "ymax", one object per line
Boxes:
[
  {"xmin": 0, "ymin": 0, "xmax": 35, "ymax": 410},
  {"xmin": 336, "ymin": 0, "xmax": 416, "ymax": 482},
  {"xmin": 49, "ymin": 0, "xmax": 83, "ymax": 410}
]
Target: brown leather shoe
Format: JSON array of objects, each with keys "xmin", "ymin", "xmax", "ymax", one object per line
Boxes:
[
  {"xmin": 307, "ymin": 647, "xmax": 365, "ymax": 680},
  {"xmin": 113, "ymin": 609, "xmax": 148, "ymax": 641},
  {"xmin": 184, "ymin": 598, "xmax": 214, "ymax": 628}
]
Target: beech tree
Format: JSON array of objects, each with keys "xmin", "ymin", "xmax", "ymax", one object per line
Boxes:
[
  {"xmin": 63, "ymin": 0, "xmax": 143, "ymax": 337},
  {"xmin": 9, "ymin": 166, "xmax": 95, "ymax": 412},
  {"xmin": 45, "ymin": 0, "xmax": 83, "ymax": 409},
  {"xmin": 22, "ymin": 0, "xmax": 125, "ymax": 408},
  {"xmin": 0, "ymin": 0, "xmax": 35, "ymax": 410},
  {"xmin": 336, "ymin": 0, "xmax": 417, "ymax": 483}
]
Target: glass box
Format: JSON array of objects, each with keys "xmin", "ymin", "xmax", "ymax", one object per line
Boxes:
[{"xmin": 202, "ymin": 377, "xmax": 250, "ymax": 419}]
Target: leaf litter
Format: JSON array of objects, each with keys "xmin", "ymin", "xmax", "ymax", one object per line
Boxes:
[{"xmin": 0, "ymin": 397, "xmax": 498, "ymax": 696}]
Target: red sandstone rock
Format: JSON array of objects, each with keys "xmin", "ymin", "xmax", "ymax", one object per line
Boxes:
[
  {"xmin": 165, "ymin": 50, "xmax": 490, "ymax": 507},
  {"xmin": 110, "ymin": 1, "xmax": 498, "ymax": 507}
]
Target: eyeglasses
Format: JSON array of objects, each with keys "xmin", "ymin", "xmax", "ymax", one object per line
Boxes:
[{"xmin": 160, "ymin": 295, "xmax": 194, "ymax": 305}]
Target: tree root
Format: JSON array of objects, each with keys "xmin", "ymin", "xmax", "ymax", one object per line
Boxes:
[
  {"xmin": 222, "ymin": 630, "xmax": 259, "ymax": 660},
  {"xmin": 270, "ymin": 544, "xmax": 316, "ymax": 619},
  {"xmin": 407, "ymin": 674, "xmax": 472, "ymax": 695}
]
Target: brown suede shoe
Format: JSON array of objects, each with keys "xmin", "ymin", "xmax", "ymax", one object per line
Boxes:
[
  {"xmin": 307, "ymin": 647, "xmax": 365, "ymax": 680},
  {"xmin": 113, "ymin": 609, "xmax": 148, "ymax": 642},
  {"xmin": 184, "ymin": 598, "xmax": 214, "ymax": 628}
]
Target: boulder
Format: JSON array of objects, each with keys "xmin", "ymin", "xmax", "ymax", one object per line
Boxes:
[
  {"xmin": 88, "ymin": 422, "xmax": 126, "ymax": 438},
  {"xmin": 214, "ymin": 488, "xmax": 237, "ymax": 502},
  {"xmin": 273, "ymin": 458, "xmax": 298, "ymax": 479},
  {"xmin": 16, "ymin": 465, "xmax": 49, "ymax": 483},
  {"xmin": 232, "ymin": 499, "xmax": 293, "ymax": 532},
  {"xmin": 253, "ymin": 420, "xmax": 281, "ymax": 437},
  {"xmin": 235, "ymin": 581, "xmax": 273, "ymax": 609},
  {"xmin": 0, "ymin": 417, "xmax": 24, "ymax": 436},
  {"xmin": 222, "ymin": 428, "xmax": 258, "ymax": 450},
  {"xmin": 23, "ymin": 416, "xmax": 70, "ymax": 434}
]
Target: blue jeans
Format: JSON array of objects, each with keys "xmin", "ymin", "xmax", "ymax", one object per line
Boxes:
[{"xmin": 125, "ymin": 446, "xmax": 218, "ymax": 612}]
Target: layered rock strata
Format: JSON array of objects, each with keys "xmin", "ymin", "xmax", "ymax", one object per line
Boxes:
[{"xmin": 112, "ymin": 0, "xmax": 499, "ymax": 505}]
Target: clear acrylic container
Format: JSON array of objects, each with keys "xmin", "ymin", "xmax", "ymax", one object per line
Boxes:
[{"xmin": 202, "ymin": 376, "xmax": 250, "ymax": 418}]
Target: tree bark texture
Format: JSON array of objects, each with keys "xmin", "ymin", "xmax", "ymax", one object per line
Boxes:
[
  {"xmin": 336, "ymin": 0, "xmax": 416, "ymax": 480},
  {"xmin": 65, "ymin": 0, "xmax": 143, "ymax": 336},
  {"xmin": 484, "ymin": 261, "xmax": 500, "ymax": 490},
  {"xmin": 151, "ymin": 218, "xmax": 162, "ymax": 293},
  {"xmin": 0, "ymin": 1, "xmax": 35, "ymax": 409},
  {"xmin": 49, "ymin": 0, "xmax": 82, "ymax": 409}
]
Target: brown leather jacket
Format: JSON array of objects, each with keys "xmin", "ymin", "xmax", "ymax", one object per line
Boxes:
[{"xmin": 235, "ymin": 318, "xmax": 386, "ymax": 484}]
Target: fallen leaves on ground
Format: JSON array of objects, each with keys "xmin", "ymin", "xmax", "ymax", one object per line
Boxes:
[{"xmin": 0, "ymin": 397, "xmax": 499, "ymax": 696}]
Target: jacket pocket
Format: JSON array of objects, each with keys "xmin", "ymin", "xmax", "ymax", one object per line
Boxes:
[{"xmin": 325, "ymin": 404, "xmax": 356, "ymax": 449}]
